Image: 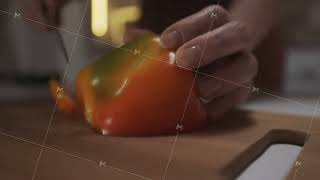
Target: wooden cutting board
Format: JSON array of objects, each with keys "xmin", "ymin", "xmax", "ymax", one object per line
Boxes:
[{"xmin": 0, "ymin": 100, "xmax": 319, "ymax": 180}]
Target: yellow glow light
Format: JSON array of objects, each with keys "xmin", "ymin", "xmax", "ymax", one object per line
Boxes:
[
  {"xmin": 91, "ymin": 0, "xmax": 108, "ymax": 37},
  {"xmin": 109, "ymin": 6, "xmax": 141, "ymax": 44}
]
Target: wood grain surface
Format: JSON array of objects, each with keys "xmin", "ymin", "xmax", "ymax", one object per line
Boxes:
[{"xmin": 0, "ymin": 100, "xmax": 319, "ymax": 180}]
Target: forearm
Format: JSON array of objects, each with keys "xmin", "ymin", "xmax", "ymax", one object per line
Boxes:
[{"xmin": 229, "ymin": 0, "xmax": 280, "ymax": 50}]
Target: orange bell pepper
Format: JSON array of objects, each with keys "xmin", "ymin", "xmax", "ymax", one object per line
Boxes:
[{"xmin": 50, "ymin": 34, "xmax": 207, "ymax": 136}]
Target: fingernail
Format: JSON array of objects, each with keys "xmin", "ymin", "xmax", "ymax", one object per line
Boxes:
[
  {"xmin": 176, "ymin": 45, "xmax": 201, "ymax": 68},
  {"xmin": 161, "ymin": 31, "xmax": 182, "ymax": 49}
]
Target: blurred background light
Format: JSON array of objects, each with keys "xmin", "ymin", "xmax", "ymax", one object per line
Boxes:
[
  {"xmin": 91, "ymin": 0, "xmax": 109, "ymax": 37},
  {"xmin": 109, "ymin": 5, "xmax": 141, "ymax": 44},
  {"xmin": 91, "ymin": 0, "xmax": 141, "ymax": 44}
]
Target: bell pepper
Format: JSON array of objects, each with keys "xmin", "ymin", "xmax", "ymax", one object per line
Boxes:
[{"xmin": 50, "ymin": 34, "xmax": 207, "ymax": 136}]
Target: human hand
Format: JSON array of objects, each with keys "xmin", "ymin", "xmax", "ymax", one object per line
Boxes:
[
  {"xmin": 18, "ymin": 0, "xmax": 66, "ymax": 30},
  {"xmin": 160, "ymin": 5, "xmax": 258, "ymax": 121}
]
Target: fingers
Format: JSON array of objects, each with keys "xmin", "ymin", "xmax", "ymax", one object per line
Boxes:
[
  {"xmin": 197, "ymin": 52, "xmax": 257, "ymax": 102},
  {"xmin": 205, "ymin": 82, "xmax": 252, "ymax": 121},
  {"xmin": 124, "ymin": 28, "xmax": 151, "ymax": 43},
  {"xmin": 160, "ymin": 5, "xmax": 230, "ymax": 49},
  {"xmin": 176, "ymin": 21, "xmax": 251, "ymax": 68}
]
